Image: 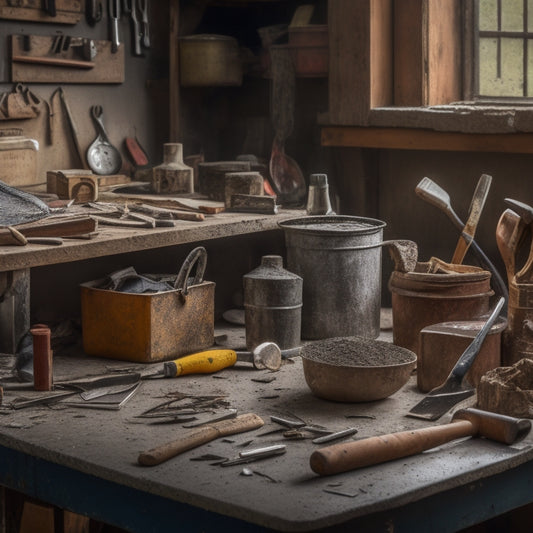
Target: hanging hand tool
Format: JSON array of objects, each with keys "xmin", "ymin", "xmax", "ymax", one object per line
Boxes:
[
  {"xmin": 109, "ymin": 0, "xmax": 121, "ymax": 53},
  {"xmin": 407, "ymin": 296, "xmax": 505, "ymax": 421},
  {"xmin": 86, "ymin": 0, "xmax": 103, "ymax": 26},
  {"xmin": 86, "ymin": 105, "xmax": 123, "ymax": 175},
  {"xmin": 47, "ymin": 87, "xmax": 60, "ymax": 145},
  {"xmin": 450, "ymin": 174, "xmax": 492, "ymax": 265},
  {"xmin": 59, "ymin": 88, "xmax": 89, "ymax": 169},
  {"xmin": 137, "ymin": 0, "xmax": 150, "ymax": 48},
  {"xmin": 125, "ymin": 0, "xmax": 142, "ymax": 56},
  {"xmin": 310, "ymin": 407, "xmax": 531, "ymax": 476},
  {"xmin": 42, "ymin": 0, "xmax": 56, "ymax": 17},
  {"xmin": 138, "ymin": 413, "xmax": 264, "ymax": 466}
]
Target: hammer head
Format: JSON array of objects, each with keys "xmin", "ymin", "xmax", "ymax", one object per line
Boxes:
[
  {"xmin": 505, "ymin": 198, "xmax": 533, "ymax": 225},
  {"xmin": 452, "ymin": 407, "xmax": 531, "ymax": 444}
]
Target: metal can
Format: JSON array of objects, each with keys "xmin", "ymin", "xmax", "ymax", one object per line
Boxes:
[{"xmin": 243, "ymin": 255, "xmax": 302, "ymax": 351}]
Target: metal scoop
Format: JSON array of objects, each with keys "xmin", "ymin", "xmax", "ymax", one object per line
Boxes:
[{"xmin": 86, "ymin": 105, "xmax": 122, "ymax": 175}]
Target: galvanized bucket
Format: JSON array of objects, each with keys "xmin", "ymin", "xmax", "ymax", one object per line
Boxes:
[{"xmin": 279, "ymin": 215, "xmax": 386, "ymax": 340}]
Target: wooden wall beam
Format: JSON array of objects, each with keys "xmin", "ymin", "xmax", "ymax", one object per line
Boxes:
[{"xmin": 321, "ymin": 126, "xmax": 533, "ymax": 153}]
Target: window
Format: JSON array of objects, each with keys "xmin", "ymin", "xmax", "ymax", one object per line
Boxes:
[
  {"xmin": 322, "ymin": 0, "xmax": 533, "ymax": 151},
  {"xmin": 476, "ymin": 0, "xmax": 533, "ymax": 99}
]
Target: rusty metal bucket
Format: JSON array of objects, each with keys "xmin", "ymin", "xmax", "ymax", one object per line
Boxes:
[
  {"xmin": 80, "ymin": 247, "xmax": 215, "ymax": 363},
  {"xmin": 389, "ymin": 261, "xmax": 494, "ymax": 355},
  {"xmin": 279, "ymin": 215, "xmax": 386, "ymax": 340}
]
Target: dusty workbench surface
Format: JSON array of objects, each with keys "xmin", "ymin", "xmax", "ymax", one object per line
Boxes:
[
  {"xmin": 0, "ymin": 206, "xmax": 305, "ymax": 272},
  {"xmin": 0, "ymin": 328, "xmax": 532, "ymax": 532}
]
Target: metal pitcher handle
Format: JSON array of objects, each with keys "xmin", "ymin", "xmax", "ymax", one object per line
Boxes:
[
  {"xmin": 174, "ymin": 246, "xmax": 207, "ymax": 294},
  {"xmin": 381, "ymin": 240, "xmax": 418, "ymax": 273}
]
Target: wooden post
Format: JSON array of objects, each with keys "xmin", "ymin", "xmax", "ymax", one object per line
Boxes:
[
  {"xmin": 169, "ymin": 0, "xmax": 180, "ymax": 141},
  {"xmin": 327, "ymin": 0, "xmax": 393, "ymax": 125}
]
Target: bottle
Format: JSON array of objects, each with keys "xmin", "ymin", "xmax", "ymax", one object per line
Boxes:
[
  {"xmin": 151, "ymin": 143, "xmax": 194, "ymax": 194},
  {"xmin": 306, "ymin": 173, "xmax": 335, "ymax": 215},
  {"xmin": 31, "ymin": 324, "xmax": 52, "ymax": 391},
  {"xmin": 243, "ymin": 255, "xmax": 303, "ymax": 351}
]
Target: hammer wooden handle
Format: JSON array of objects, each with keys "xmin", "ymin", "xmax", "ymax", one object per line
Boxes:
[
  {"xmin": 311, "ymin": 407, "xmax": 532, "ymax": 476},
  {"xmin": 310, "ymin": 420, "xmax": 474, "ymax": 476},
  {"xmin": 138, "ymin": 413, "xmax": 264, "ymax": 466}
]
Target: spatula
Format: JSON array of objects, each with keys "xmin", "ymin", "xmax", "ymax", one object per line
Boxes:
[{"xmin": 407, "ymin": 296, "xmax": 505, "ymax": 421}]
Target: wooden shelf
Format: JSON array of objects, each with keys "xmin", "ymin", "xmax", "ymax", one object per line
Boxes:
[{"xmin": 321, "ymin": 126, "xmax": 533, "ymax": 154}]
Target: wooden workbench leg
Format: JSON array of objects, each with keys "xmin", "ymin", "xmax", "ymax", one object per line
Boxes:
[{"xmin": 0, "ymin": 269, "xmax": 30, "ymax": 355}]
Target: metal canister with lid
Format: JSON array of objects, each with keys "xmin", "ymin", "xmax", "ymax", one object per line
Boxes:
[{"xmin": 243, "ymin": 255, "xmax": 302, "ymax": 351}]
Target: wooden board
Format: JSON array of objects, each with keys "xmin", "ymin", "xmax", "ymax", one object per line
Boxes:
[
  {"xmin": 327, "ymin": 0, "xmax": 393, "ymax": 125},
  {"xmin": 321, "ymin": 126, "xmax": 533, "ymax": 153},
  {"xmin": 394, "ymin": 0, "xmax": 462, "ymax": 106},
  {"xmin": 11, "ymin": 35, "xmax": 125, "ymax": 84},
  {"xmin": 0, "ymin": 0, "xmax": 82, "ymax": 24}
]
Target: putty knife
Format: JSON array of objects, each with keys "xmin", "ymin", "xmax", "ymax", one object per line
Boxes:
[{"xmin": 407, "ymin": 296, "xmax": 505, "ymax": 421}]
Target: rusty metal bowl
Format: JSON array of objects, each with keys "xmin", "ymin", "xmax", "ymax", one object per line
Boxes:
[{"xmin": 301, "ymin": 336, "xmax": 416, "ymax": 402}]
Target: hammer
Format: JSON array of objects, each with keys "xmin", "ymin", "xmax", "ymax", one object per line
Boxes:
[{"xmin": 310, "ymin": 408, "xmax": 531, "ymax": 476}]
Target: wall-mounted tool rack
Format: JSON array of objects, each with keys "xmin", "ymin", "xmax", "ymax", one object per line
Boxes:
[
  {"xmin": 0, "ymin": 0, "xmax": 82, "ymax": 24},
  {"xmin": 10, "ymin": 34, "xmax": 125, "ymax": 84}
]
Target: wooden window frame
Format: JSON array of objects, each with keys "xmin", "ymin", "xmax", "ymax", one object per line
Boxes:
[{"xmin": 323, "ymin": 0, "xmax": 533, "ymax": 150}]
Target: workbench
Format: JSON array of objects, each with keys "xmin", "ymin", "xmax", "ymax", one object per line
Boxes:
[
  {"xmin": 0, "ymin": 338, "xmax": 532, "ymax": 533},
  {"xmin": 0, "ymin": 207, "xmax": 303, "ymax": 354},
  {"xmin": 1, "ymin": 207, "xmax": 533, "ymax": 532}
]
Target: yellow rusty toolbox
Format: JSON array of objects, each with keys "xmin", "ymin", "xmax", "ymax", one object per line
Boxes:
[{"xmin": 80, "ymin": 247, "xmax": 215, "ymax": 363}]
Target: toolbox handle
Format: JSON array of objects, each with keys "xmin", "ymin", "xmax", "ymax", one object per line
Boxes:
[{"xmin": 174, "ymin": 246, "xmax": 207, "ymax": 294}]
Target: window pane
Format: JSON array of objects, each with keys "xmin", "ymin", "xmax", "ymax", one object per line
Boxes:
[
  {"xmin": 479, "ymin": 37, "xmax": 524, "ymax": 96},
  {"xmin": 502, "ymin": 0, "xmax": 523, "ymax": 31},
  {"xmin": 529, "ymin": 0, "xmax": 533, "ymax": 31},
  {"xmin": 528, "ymin": 40, "xmax": 533, "ymax": 95},
  {"xmin": 479, "ymin": 0, "xmax": 499, "ymax": 31}
]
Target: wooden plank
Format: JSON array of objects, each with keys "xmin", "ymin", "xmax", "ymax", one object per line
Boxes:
[
  {"xmin": 328, "ymin": 0, "xmax": 392, "ymax": 125},
  {"xmin": 370, "ymin": 0, "xmax": 393, "ymax": 108},
  {"xmin": 0, "ymin": 0, "xmax": 81, "ymax": 24},
  {"xmin": 394, "ymin": 0, "xmax": 462, "ymax": 106},
  {"xmin": 394, "ymin": 0, "xmax": 424, "ymax": 105},
  {"xmin": 321, "ymin": 126, "xmax": 533, "ymax": 153},
  {"xmin": 0, "ymin": 209, "xmax": 304, "ymax": 273},
  {"xmin": 427, "ymin": 0, "xmax": 462, "ymax": 104},
  {"xmin": 328, "ymin": 0, "xmax": 369, "ymax": 125},
  {"xmin": 11, "ymin": 35, "xmax": 124, "ymax": 84}
]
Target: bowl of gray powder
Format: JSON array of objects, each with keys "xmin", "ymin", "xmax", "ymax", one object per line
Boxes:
[{"xmin": 301, "ymin": 336, "xmax": 416, "ymax": 402}]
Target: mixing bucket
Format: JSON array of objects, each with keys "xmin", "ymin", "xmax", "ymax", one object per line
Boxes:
[
  {"xmin": 279, "ymin": 215, "xmax": 386, "ymax": 339},
  {"xmin": 389, "ymin": 262, "xmax": 494, "ymax": 355}
]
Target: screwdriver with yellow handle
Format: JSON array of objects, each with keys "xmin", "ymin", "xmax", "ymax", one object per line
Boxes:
[{"xmin": 148, "ymin": 342, "xmax": 283, "ymax": 378}]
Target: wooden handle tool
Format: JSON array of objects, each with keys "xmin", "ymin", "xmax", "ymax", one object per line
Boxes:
[
  {"xmin": 310, "ymin": 408, "xmax": 531, "ymax": 476},
  {"xmin": 451, "ymin": 174, "xmax": 491, "ymax": 264},
  {"xmin": 138, "ymin": 413, "xmax": 264, "ymax": 466},
  {"xmin": 163, "ymin": 350, "xmax": 237, "ymax": 377},
  {"xmin": 0, "ymin": 216, "xmax": 97, "ymax": 245}
]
